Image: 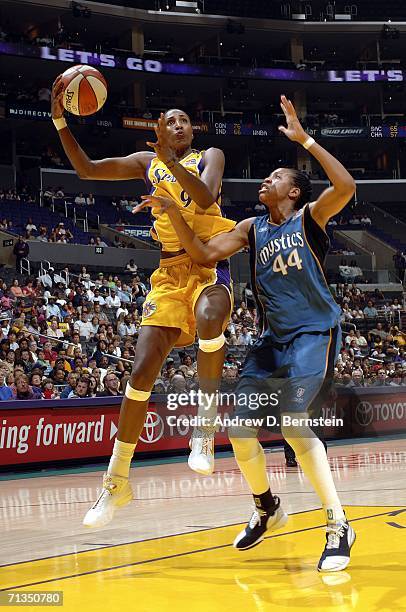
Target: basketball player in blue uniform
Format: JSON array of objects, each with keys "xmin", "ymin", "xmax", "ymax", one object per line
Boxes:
[{"xmin": 140, "ymin": 96, "xmax": 356, "ymax": 572}]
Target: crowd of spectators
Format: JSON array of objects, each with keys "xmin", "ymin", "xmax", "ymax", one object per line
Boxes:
[
  {"xmin": 0, "ymin": 186, "xmax": 146, "ymax": 254},
  {"xmin": 0, "ymin": 261, "xmax": 247, "ymax": 400},
  {"xmin": 24, "ymin": 220, "xmax": 74, "ymax": 244},
  {"xmin": 0, "ymin": 264, "xmax": 149, "ymax": 400},
  {"xmin": 0, "ymin": 267, "xmax": 404, "ymax": 402},
  {"xmin": 332, "ymin": 282, "xmax": 406, "ymax": 387},
  {"xmin": 40, "ymin": 187, "xmax": 140, "ymax": 212},
  {"xmin": 328, "ymin": 214, "xmax": 372, "ymax": 228},
  {"xmin": 0, "ymin": 186, "xmax": 36, "ymax": 204},
  {"xmin": 3, "ymin": 223, "xmax": 83, "ymax": 248},
  {"xmin": 0, "ymin": 186, "xmax": 118, "ymax": 247}
]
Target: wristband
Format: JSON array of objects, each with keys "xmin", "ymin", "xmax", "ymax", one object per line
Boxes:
[
  {"xmin": 52, "ymin": 117, "xmax": 67, "ymax": 131},
  {"xmin": 302, "ymin": 136, "xmax": 315, "ymax": 150}
]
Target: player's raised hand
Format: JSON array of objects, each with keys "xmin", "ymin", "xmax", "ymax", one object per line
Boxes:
[
  {"xmin": 133, "ymin": 194, "xmax": 177, "ymax": 216},
  {"xmin": 51, "ymin": 75, "xmax": 65, "ymax": 119},
  {"xmin": 278, "ymin": 95, "xmax": 308, "ymax": 145},
  {"xmin": 146, "ymin": 113, "xmax": 177, "ymax": 166}
]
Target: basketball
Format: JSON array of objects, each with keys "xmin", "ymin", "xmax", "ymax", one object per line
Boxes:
[{"xmin": 60, "ymin": 65, "xmax": 107, "ymax": 116}]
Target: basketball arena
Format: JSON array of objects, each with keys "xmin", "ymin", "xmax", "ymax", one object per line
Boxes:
[{"xmin": 0, "ymin": 1, "xmax": 405, "ymax": 610}]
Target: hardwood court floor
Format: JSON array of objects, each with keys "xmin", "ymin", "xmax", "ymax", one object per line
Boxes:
[{"xmin": 1, "ymin": 437, "xmax": 405, "ymax": 611}]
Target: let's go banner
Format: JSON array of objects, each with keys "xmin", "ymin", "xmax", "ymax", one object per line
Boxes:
[{"xmin": 0, "ymin": 41, "xmax": 405, "ymax": 83}]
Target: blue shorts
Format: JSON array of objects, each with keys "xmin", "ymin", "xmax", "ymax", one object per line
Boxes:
[{"xmin": 232, "ymin": 326, "xmax": 341, "ymax": 429}]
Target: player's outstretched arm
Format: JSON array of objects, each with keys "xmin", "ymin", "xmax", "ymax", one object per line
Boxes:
[
  {"xmin": 279, "ymin": 95, "xmax": 356, "ymax": 228},
  {"xmin": 148, "ymin": 114, "xmax": 224, "ymax": 210},
  {"xmin": 51, "ymin": 75, "xmax": 153, "ymax": 180},
  {"xmin": 136, "ymin": 195, "xmax": 252, "ymax": 264}
]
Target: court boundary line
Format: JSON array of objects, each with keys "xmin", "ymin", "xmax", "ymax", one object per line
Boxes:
[
  {"xmin": 1, "ymin": 507, "xmax": 404, "ymax": 591},
  {"xmin": 1, "ymin": 491, "xmax": 405, "ymax": 569},
  {"xmin": 0, "ymin": 507, "xmax": 319, "ymax": 569}
]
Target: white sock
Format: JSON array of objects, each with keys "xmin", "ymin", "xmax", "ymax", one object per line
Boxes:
[
  {"xmin": 282, "ymin": 415, "xmax": 345, "ymax": 525},
  {"xmin": 232, "ymin": 438, "xmax": 270, "ymax": 495},
  {"xmin": 293, "ymin": 439, "xmax": 345, "ymax": 524},
  {"xmin": 107, "ymin": 439, "xmax": 136, "ymax": 478},
  {"xmin": 196, "ymin": 392, "xmax": 217, "ymax": 431}
]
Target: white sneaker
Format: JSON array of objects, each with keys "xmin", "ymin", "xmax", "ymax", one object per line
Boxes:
[
  {"xmin": 83, "ymin": 473, "xmax": 133, "ymax": 529},
  {"xmin": 188, "ymin": 431, "xmax": 215, "ymax": 475},
  {"xmin": 318, "ymin": 519, "xmax": 356, "ymax": 572},
  {"xmin": 233, "ymin": 496, "xmax": 288, "ymax": 550}
]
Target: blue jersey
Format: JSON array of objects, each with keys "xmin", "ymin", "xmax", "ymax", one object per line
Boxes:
[{"xmin": 249, "ymin": 203, "xmax": 340, "ymax": 343}]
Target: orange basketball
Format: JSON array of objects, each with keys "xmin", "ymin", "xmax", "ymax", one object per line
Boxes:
[{"xmin": 60, "ymin": 65, "xmax": 107, "ymax": 116}]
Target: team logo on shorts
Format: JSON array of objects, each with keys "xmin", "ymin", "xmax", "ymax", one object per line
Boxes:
[
  {"xmin": 296, "ymin": 387, "xmax": 306, "ymax": 400},
  {"xmin": 143, "ymin": 301, "xmax": 157, "ymax": 318}
]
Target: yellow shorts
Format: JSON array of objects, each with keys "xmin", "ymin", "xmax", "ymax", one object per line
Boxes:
[{"xmin": 140, "ymin": 253, "xmax": 233, "ymax": 347}]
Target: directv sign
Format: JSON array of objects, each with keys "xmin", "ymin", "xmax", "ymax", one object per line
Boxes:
[
  {"xmin": 8, "ymin": 106, "xmax": 52, "ymax": 120},
  {"xmin": 6, "ymin": 104, "xmax": 406, "ymax": 139}
]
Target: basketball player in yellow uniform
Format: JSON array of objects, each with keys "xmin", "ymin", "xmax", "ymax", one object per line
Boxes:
[{"xmin": 51, "ymin": 76, "xmax": 235, "ymax": 528}]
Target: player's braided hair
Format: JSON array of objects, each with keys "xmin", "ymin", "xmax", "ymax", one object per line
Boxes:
[{"xmin": 287, "ymin": 169, "xmax": 312, "ymax": 210}]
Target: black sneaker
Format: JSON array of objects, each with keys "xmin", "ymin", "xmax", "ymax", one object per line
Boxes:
[
  {"xmin": 233, "ymin": 496, "xmax": 288, "ymax": 551},
  {"xmin": 318, "ymin": 519, "xmax": 356, "ymax": 572},
  {"xmin": 286, "ymin": 458, "xmax": 298, "ymax": 467}
]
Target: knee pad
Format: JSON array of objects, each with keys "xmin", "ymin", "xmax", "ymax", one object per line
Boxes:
[
  {"xmin": 199, "ymin": 333, "xmax": 225, "ymax": 353},
  {"xmin": 125, "ymin": 384, "xmax": 151, "ymax": 401}
]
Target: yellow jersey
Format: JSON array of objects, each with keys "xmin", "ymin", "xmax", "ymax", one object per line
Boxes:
[{"xmin": 145, "ymin": 149, "xmax": 236, "ymax": 252}]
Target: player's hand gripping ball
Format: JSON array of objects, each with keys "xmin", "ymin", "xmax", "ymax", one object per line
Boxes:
[{"xmin": 60, "ymin": 65, "xmax": 107, "ymax": 116}]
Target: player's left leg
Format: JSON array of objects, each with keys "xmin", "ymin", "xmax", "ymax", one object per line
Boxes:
[
  {"xmin": 284, "ymin": 430, "xmax": 327, "ymax": 467},
  {"xmin": 282, "ymin": 416, "xmax": 355, "ymax": 571},
  {"xmin": 189, "ymin": 283, "xmax": 231, "ymax": 474},
  {"xmin": 281, "ymin": 327, "xmax": 356, "ymax": 572}
]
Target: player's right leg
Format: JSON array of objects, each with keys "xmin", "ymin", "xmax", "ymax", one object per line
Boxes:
[
  {"xmin": 226, "ymin": 340, "xmax": 288, "ymax": 548},
  {"xmin": 229, "ymin": 435, "xmax": 288, "ymax": 550},
  {"xmin": 83, "ymin": 325, "xmax": 180, "ymax": 528}
]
